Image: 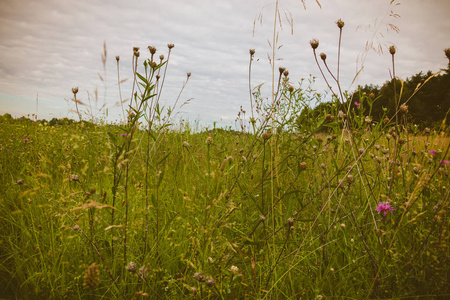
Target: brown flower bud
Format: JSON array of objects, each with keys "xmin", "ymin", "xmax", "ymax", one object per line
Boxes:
[
  {"xmin": 148, "ymin": 46, "xmax": 156, "ymax": 54},
  {"xmin": 279, "ymin": 67, "xmax": 286, "ymax": 74},
  {"xmin": 320, "ymin": 53, "xmax": 327, "ymax": 61},
  {"xmin": 115, "ymin": 56, "xmax": 120, "ymax": 61},
  {"xmin": 389, "ymin": 45, "xmax": 396, "ymax": 55},
  {"xmin": 336, "ymin": 19, "xmax": 345, "ymax": 29},
  {"xmin": 72, "ymin": 87, "xmax": 78, "ymax": 95},
  {"xmin": 310, "ymin": 39, "xmax": 319, "ymax": 50},
  {"xmin": 167, "ymin": 43, "xmax": 174, "ymax": 49},
  {"xmin": 249, "ymin": 49, "xmax": 255, "ymax": 56}
]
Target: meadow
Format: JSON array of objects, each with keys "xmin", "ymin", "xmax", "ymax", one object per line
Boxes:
[{"xmin": 1, "ymin": 4, "xmax": 450, "ymax": 299}]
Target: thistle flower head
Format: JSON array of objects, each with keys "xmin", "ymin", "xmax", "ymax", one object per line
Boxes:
[
  {"xmin": 376, "ymin": 202, "xmax": 395, "ymax": 216},
  {"xmin": 389, "ymin": 45, "xmax": 396, "ymax": 55},
  {"xmin": 310, "ymin": 39, "xmax": 319, "ymax": 50},
  {"xmin": 336, "ymin": 19, "xmax": 345, "ymax": 29}
]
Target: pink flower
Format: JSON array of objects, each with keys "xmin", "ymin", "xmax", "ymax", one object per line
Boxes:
[
  {"xmin": 376, "ymin": 202, "xmax": 395, "ymax": 217},
  {"xmin": 440, "ymin": 160, "xmax": 450, "ymax": 165},
  {"xmin": 428, "ymin": 150, "xmax": 437, "ymax": 156},
  {"xmin": 354, "ymin": 102, "xmax": 360, "ymax": 107},
  {"xmin": 23, "ymin": 138, "xmax": 29, "ymax": 142},
  {"xmin": 120, "ymin": 133, "xmax": 127, "ymax": 137}
]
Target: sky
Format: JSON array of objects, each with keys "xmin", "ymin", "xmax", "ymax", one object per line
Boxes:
[{"xmin": 0, "ymin": 0, "xmax": 449, "ymax": 128}]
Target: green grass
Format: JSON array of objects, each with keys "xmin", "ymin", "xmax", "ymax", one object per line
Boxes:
[{"xmin": 0, "ymin": 115, "xmax": 448, "ymax": 299}]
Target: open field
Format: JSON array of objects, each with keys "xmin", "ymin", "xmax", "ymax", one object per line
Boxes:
[{"xmin": 0, "ymin": 114, "xmax": 449, "ymax": 299}]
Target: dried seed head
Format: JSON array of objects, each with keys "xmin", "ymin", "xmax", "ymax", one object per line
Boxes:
[
  {"xmin": 300, "ymin": 162, "xmax": 307, "ymax": 170},
  {"xmin": 230, "ymin": 265, "xmax": 239, "ymax": 275},
  {"xmin": 347, "ymin": 174, "xmax": 354, "ymax": 183},
  {"xmin": 187, "ymin": 72, "xmax": 191, "ymax": 78},
  {"xmin": 259, "ymin": 215, "xmax": 266, "ymax": 222},
  {"xmin": 400, "ymin": 103, "xmax": 408, "ymax": 114},
  {"xmin": 340, "ymin": 223, "xmax": 346, "ymax": 228},
  {"xmin": 138, "ymin": 266, "xmax": 148, "ymax": 277},
  {"xmin": 133, "ymin": 47, "xmax": 139, "ymax": 52},
  {"xmin": 365, "ymin": 116, "xmax": 372, "ymax": 124},
  {"xmin": 69, "ymin": 174, "xmax": 80, "ymax": 182},
  {"xmin": 148, "ymin": 46, "xmax": 156, "ymax": 54},
  {"xmin": 15, "ymin": 179, "xmax": 24, "ymax": 185},
  {"xmin": 288, "ymin": 85, "xmax": 294, "ymax": 92},
  {"xmin": 310, "ymin": 39, "xmax": 319, "ymax": 50},
  {"xmin": 182, "ymin": 141, "xmax": 190, "ymax": 147},
  {"xmin": 84, "ymin": 263, "xmax": 100, "ymax": 289},
  {"xmin": 320, "ymin": 53, "xmax": 327, "ymax": 61},
  {"xmin": 126, "ymin": 262, "xmax": 137, "ymax": 274},
  {"xmin": 389, "ymin": 45, "xmax": 396, "ymax": 55},
  {"xmin": 159, "ymin": 54, "xmax": 164, "ymax": 61},
  {"xmin": 72, "ymin": 224, "xmax": 80, "ymax": 231},
  {"xmin": 205, "ymin": 136, "xmax": 213, "ymax": 145},
  {"xmin": 249, "ymin": 49, "xmax": 255, "ymax": 56},
  {"xmin": 72, "ymin": 87, "xmax": 79, "ymax": 95},
  {"xmin": 205, "ymin": 276, "xmax": 215, "ymax": 287},
  {"xmin": 279, "ymin": 67, "xmax": 286, "ymax": 74},
  {"xmin": 262, "ymin": 132, "xmax": 270, "ymax": 140},
  {"xmin": 150, "ymin": 61, "xmax": 157, "ymax": 68},
  {"xmin": 338, "ymin": 110, "xmax": 345, "ymax": 119},
  {"xmin": 336, "ymin": 19, "xmax": 345, "ymax": 29},
  {"xmin": 134, "ymin": 50, "xmax": 140, "ymax": 57},
  {"xmin": 283, "ymin": 70, "xmax": 289, "ymax": 77},
  {"xmin": 287, "ymin": 218, "xmax": 294, "ymax": 227},
  {"xmin": 193, "ymin": 272, "xmax": 205, "ymax": 282},
  {"xmin": 115, "ymin": 56, "xmax": 120, "ymax": 62},
  {"xmin": 168, "ymin": 43, "xmax": 175, "ymax": 49}
]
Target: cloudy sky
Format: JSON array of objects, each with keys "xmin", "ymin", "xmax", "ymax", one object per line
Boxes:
[{"xmin": 0, "ymin": 0, "xmax": 449, "ymax": 128}]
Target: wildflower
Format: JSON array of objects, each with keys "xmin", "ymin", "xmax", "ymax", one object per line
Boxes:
[
  {"xmin": 428, "ymin": 150, "xmax": 437, "ymax": 156},
  {"xmin": 441, "ymin": 160, "xmax": 450, "ymax": 165},
  {"xmin": 23, "ymin": 138, "xmax": 29, "ymax": 142},
  {"xmin": 354, "ymin": 102, "xmax": 360, "ymax": 107},
  {"xmin": 120, "ymin": 133, "xmax": 127, "ymax": 137},
  {"xmin": 205, "ymin": 276, "xmax": 216, "ymax": 287},
  {"xmin": 376, "ymin": 202, "xmax": 395, "ymax": 217},
  {"xmin": 205, "ymin": 136, "xmax": 213, "ymax": 145}
]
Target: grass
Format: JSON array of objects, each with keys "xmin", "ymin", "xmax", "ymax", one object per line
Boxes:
[{"xmin": 1, "ymin": 2, "xmax": 449, "ymax": 298}]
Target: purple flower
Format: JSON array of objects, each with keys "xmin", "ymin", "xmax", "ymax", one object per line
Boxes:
[
  {"xmin": 376, "ymin": 202, "xmax": 395, "ymax": 217},
  {"xmin": 120, "ymin": 133, "xmax": 127, "ymax": 137},
  {"xmin": 354, "ymin": 102, "xmax": 360, "ymax": 107},
  {"xmin": 23, "ymin": 138, "xmax": 29, "ymax": 142},
  {"xmin": 440, "ymin": 160, "xmax": 450, "ymax": 165},
  {"xmin": 428, "ymin": 150, "xmax": 437, "ymax": 156}
]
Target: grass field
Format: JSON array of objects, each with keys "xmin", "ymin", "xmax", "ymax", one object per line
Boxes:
[{"xmin": 0, "ymin": 111, "xmax": 448, "ymax": 299}]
